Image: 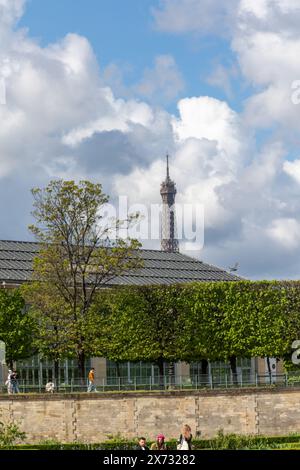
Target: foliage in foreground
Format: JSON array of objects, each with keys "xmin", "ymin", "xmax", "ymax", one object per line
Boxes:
[
  {"xmin": 0, "ymin": 420, "xmax": 26, "ymax": 446},
  {"xmin": 2, "ymin": 431, "xmax": 300, "ymax": 450}
]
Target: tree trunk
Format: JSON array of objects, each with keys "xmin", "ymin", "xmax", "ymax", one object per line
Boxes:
[
  {"xmin": 201, "ymin": 359, "xmax": 208, "ymax": 374},
  {"xmin": 54, "ymin": 359, "xmax": 59, "ymax": 385},
  {"xmin": 266, "ymin": 356, "xmax": 272, "ymax": 384},
  {"xmin": 229, "ymin": 356, "xmax": 238, "ymax": 386},
  {"xmin": 167, "ymin": 362, "xmax": 175, "ymax": 387},
  {"xmin": 157, "ymin": 357, "xmax": 164, "ymax": 389},
  {"xmin": 201, "ymin": 359, "xmax": 209, "ymax": 384},
  {"xmin": 77, "ymin": 350, "xmax": 86, "ymax": 385}
]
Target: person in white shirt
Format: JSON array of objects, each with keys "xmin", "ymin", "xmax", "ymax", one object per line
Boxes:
[
  {"xmin": 177, "ymin": 424, "xmax": 193, "ymax": 450},
  {"xmin": 45, "ymin": 381, "xmax": 55, "ymax": 393},
  {"xmin": 5, "ymin": 370, "xmax": 13, "ymax": 395}
]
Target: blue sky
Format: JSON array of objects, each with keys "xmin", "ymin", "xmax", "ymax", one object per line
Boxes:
[
  {"xmin": 19, "ymin": 0, "xmax": 248, "ymax": 113},
  {"xmin": 2, "ymin": 0, "xmax": 300, "ymax": 279}
]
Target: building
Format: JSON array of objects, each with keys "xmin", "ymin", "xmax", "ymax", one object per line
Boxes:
[
  {"xmin": 0, "ymin": 158, "xmax": 270, "ymax": 389},
  {"xmin": 0, "ymin": 238, "xmax": 248, "ymax": 387}
]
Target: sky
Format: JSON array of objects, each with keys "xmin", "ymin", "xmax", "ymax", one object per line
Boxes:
[{"xmin": 1, "ymin": 0, "xmax": 300, "ymax": 280}]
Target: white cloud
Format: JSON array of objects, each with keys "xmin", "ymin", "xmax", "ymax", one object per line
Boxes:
[
  {"xmin": 101, "ymin": 55, "xmax": 185, "ymax": 106},
  {"xmin": 173, "ymin": 96, "xmax": 245, "ymax": 168},
  {"xmin": 283, "ymin": 159, "xmax": 300, "ymax": 184},
  {"xmin": 238, "ymin": 0, "xmax": 270, "ymax": 19},
  {"xmin": 266, "ymin": 218, "xmax": 300, "ymax": 249},
  {"xmin": 0, "ymin": 0, "xmax": 25, "ymax": 28},
  {"xmin": 238, "ymin": 0, "xmax": 300, "ymax": 27},
  {"xmin": 3, "ymin": 0, "xmax": 300, "ymax": 279},
  {"xmin": 134, "ymin": 55, "xmax": 185, "ymax": 104},
  {"xmin": 153, "ymin": 0, "xmax": 300, "ymax": 135},
  {"xmin": 114, "ymin": 96, "xmax": 250, "ymax": 240},
  {"xmin": 233, "ymin": 1, "xmax": 300, "ymax": 134},
  {"xmin": 152, "ymin": 0, "xmax": 239, "ymax": 35},
  {"xmin": 206, "ymin": 64, "xmax": 238, "ymax": 99},
  {"xmin": 149, "ymin": 0, "xmax": 300, "ymax": 278},
  {"xmin": 62, "ymin": 91, "xmax": 154, "ymax": 147}
]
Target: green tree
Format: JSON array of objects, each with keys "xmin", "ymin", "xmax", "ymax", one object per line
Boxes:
[
  {"xmin": 221, "ymin": 281, "xmax": 289, "ymax": 383},
  {"xmin": 180, "ymin": 282, "xmax": 227, "ymax": 361},
  {"xmin": 21, "ymin": 282, "xmax": 76, "ymax": 382},
  {"xmin": 273, "ymin": 281, "xmax": 300, "ymax": 371},
  {"xmin": 25, "ymin": 180, "xmax": 142, "ymax": 382},
  {"xmin": 0, "ymin": 289, "xmax": 34, "ymax": 369},
  {"xmin": 91, "ymin": 281, "xmax": 293, "ymax": 385},
  {"xmin": 91, "ymin": 286, "xmax": 185, "ymax": 384},
  {"xmin": 180, "ymin": 281, "xmax": 292, "ymax": 382}
]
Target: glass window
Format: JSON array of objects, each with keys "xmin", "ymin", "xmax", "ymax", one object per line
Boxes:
[{"xmin": 15, "ymin": 355, "xmax": 91, "ymax": 386}]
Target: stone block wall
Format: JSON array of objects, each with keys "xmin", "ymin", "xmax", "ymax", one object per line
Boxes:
[{"xmin": 0, "ymin": 388, "xmax": 300, "ymax": 443}]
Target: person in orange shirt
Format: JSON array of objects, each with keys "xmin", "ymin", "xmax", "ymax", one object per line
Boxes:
[{"xmin": 87, "ymin": 367, "xmax": 96, "ymax": 392}]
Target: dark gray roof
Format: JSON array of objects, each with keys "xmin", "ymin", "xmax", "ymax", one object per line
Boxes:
[{"xmin": 0, "ymin": 240, "xmax": 241, "ymax": 286}]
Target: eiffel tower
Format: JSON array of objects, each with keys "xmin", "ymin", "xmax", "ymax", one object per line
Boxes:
[{"xmin": 160, "ymin": 154, "xmax": 179, "ymax": 253}]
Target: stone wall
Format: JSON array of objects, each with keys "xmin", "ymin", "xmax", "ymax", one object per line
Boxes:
[{"xmin": 0, "ymin": 388, "xmax": 300, "ymax": 443}]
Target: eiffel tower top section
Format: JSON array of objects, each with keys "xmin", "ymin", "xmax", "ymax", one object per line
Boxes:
[
  {"xmin": 160, "ymin": 154, "xmax": 177, "ymax": 204},
  {"xmin": 160, "ymin": 154, "xmax": 179, "ymax": 253}
]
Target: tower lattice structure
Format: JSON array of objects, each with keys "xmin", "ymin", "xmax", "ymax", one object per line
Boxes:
[{"xmin": 160, "ymin": 154, "xmax": 179, "ymax": 253}]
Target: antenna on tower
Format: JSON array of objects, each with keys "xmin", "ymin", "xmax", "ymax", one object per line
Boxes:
[{"xmin": 166, "ymin": 153, "xmax": 170, "ymax": 180}]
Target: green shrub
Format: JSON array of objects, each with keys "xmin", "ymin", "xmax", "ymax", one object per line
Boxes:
[
  {"xmin": 1, "ymin": 431, "xmax": 300, "ymax": 450},
  {"xmin": 0, "ymin": 420, "xmax": 26, "ymax": 446}
]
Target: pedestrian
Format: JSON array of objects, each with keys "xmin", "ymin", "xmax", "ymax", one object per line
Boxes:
[
  {"xmin": 150, "ymin": 433, "xmax": 167, "ymax": 450},
  {"xmin": 134, "ymin": 437, "xmax": 150, "ymax": 450},
  {"xmin": 45, "ymin": 380, "xmax": 55, "ymax": 393},
  {"xmin": 5, "ymin": 369, "xmax": 13, "ymax": 395},
  {"xmin": 87, "ymin": 367, "xmax": 96, "ymax": 392},
  {"xmin": 177, "ymin": 424, "xmax": 193, "ymax": 450},
  {"xmin": 10, "ymin": 370, "xmax": 20, "ymax": 393}
]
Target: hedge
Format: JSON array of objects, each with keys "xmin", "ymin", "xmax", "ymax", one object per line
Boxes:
[{"xmin": 2, "ymin": 433, "xmax": 300, "ymax": 450}]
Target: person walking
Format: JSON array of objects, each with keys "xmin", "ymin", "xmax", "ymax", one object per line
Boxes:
[
  {"xmin": 134, "ymin": 437, "xmax": 150, "ymax": 450},
  {"xmin": 5, "ymin": 369, "xmax": 13, "ymax": 395},
  {"xmin": 87, "ymin": 367, "xmax": 96, "ymax": 392},
  {"xmin": 11, "ymin": 370, "xmax": 20, "ymax": 393},
  {"xmin": 177, "ymin": 424, "xmax": 193, "ymax": 450},
  {"xmin": 150, "ymin": 433, "xmax": 167, "ymax": 450}
]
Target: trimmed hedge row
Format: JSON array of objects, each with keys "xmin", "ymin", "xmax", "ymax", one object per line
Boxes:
[{"xmin": 2, "ymin": 434, "xmax": 300, "ymax": 450}]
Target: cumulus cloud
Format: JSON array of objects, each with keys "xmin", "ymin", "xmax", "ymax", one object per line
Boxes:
[
  {"xmin": 149, "ymin": 0, "xmax": 300, "ymax": 278},
  {"xmin": 2, "ymin": 0, "xmax": 300, "ymax": 279},
  {"xmin": 206, "ymin": 64, "xmax": 238, "ymax": 99},
  {"xmin": 0, "ymin": 2, "xmax": 172, "ymax": 183},
  {"xmin": 173, "ymin": 96, "xmax": 245, "ymax": 165},
  {"xmin": 266, "ymin": 218, "xmax": 300, "ymax": 250},
  {"xmin": 134, "ymin": 55, "xmax": 185, "ymax": 104},
  {"xmin": 114, "ymin": 95, "xmax": 250, "ymax": 248},
  {"xmin": 0, "ymin": 0, "xmax": 25, "ymax": 28},
  {"xmin": 233, "ymin": 1, "xmax": 300, "ymax": 135},
  {"xmin": 152, "ymin": 0, "xmax": 240, "ymax": 36},
  {"xmin": 0, "ymin": 1, "xmax": 176, "ymax": 242},
  {"xmin": 101, "ymin": 54, "xmax": 185, "ymax": 106},
  {"xmin": 283, "ymin": 159, "xmax": 300, "ymax": 184}
]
